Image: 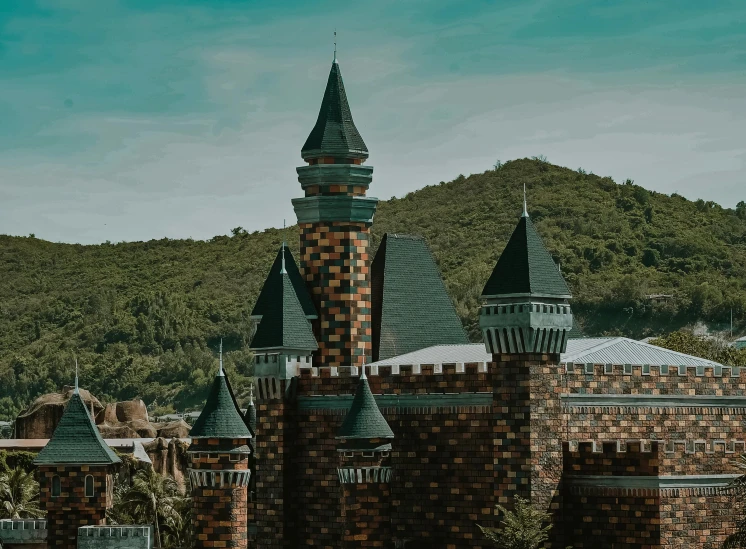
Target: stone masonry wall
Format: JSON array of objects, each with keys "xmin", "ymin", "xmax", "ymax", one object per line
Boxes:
[
  {"xmin": 299, "ymin": 222, "xmax": 371, "ymax": 368},
  {"xmin": 39, "ymin": 465, "xmax": 111, "ymax": 549}
]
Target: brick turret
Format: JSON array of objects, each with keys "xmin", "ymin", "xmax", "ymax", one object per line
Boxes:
[
  {"xmin": 33, "ymin": 376, "xmax": 120, "ymax": 549},
  {"xmin": 293, "ymin": 56, "xmax": 378, "ymax": 368},
  {"xmin": 480, "ymin": 200, "xmax": 572, "ymax": 511},
  {"xmin": 336, "ymin": 367, "xmax": 394, "ymax": 548},
  {"xmin": 188, "ymin": 344, "xmax": 253, "ymax": 549}
]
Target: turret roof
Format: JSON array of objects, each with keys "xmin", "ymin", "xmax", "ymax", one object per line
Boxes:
[
  {"xmin": 190, "ymin": 369, "xmax": 253, "ymax": 440},
  {"xmin": 250, "ymin": 274, "xmax": 318, "ymax": 351},
  {"xmin": 34, "ymin": 392, "xmax": 120, "ymax": 466},
  {"xmin": 301, "ymin": 61, "xmax": 368, "ymax": 160},
  {"xmin": 252, "ymin": 246, "xmax": 317, "ymax": 319},
  {"xmin": 482, "ymin": 215, "xmax": 571, "ymax": 298},
  {"xmin": 337, "ymin": 371, "xmax": 394, "ymax": 440}
]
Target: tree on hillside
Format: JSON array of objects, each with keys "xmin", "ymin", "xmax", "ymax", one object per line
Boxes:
[
  {"xmin": 478, "ymin": 496, "xmax": 568, "ymax": 549},
  {"xmin": 0, "ymin": 467, "xmax": 44, "ymax": 519},
  {"xmin": 649, "ymin": 331, "xmax": 746, "ymax": 367}
]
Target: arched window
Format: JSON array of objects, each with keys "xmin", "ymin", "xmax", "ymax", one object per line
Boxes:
[
  {"xmin": 51, "ymin": 475, "xmax": 61, "ymax": 497},
  {"xmin": 85, "ymin": 475, "xmax": 94, "ymax": 498}
]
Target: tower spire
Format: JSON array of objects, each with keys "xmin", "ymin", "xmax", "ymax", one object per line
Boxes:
[
  {"xmin": 522, "ymin": 183, "xmax": 529, "ymax": 218},
  {"xmin": 218, "ymin": 339, "xmax": 225, "ymax": 377},
  {"xmin": 281, "ymin": 220, "xmax": 287, "ymax": 275},
  {"xmin": 74, "ymin": 358, "xmax": 79, "ymax": 394}
]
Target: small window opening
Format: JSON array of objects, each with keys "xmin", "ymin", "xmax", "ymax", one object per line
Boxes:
[
  {"xmin": 52, "ymin": 475, "xmax": 61, "ymax": 498},
  {"xmin": 85, "ymin": 475, "xmax": 94, "ymax": 498}
]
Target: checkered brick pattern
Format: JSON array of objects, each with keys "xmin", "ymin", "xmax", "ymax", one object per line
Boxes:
[
  {"xmin": 190, "ymin": 438, "xmax": 251, "ymax": 549},
  {"xmin": 299, "ymin": 222, "xmax": 371, "ymax": 367},
  {"xmin": 39, "ymin": 465, "xmax": 112, "ymax": 549}
]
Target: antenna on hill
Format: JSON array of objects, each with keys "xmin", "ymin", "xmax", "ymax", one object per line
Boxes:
[{"xmin": 218, "ymin": 339, "xmax": 225, "ymax": 377}]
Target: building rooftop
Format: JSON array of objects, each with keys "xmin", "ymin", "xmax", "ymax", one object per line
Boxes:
[
  {"xmin": 190, "ymin": 365, "xmax": 253, "ymax": 440},
  {"xmin": 368, "ymin": 337, "xmax": 728, "ymax": 369},
  {"xmin": 337, "ymin": 370, "xmax": 394, "ymax": 440},
  {"xmin": 33, "ymin": 391, "xmax": 121, "ymax": 466},
  {"xmin": 252, "ymin": 245, "xmax": 317, "ymax": 320}
]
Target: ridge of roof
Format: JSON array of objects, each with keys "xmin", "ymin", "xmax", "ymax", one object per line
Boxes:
[
  {"xmin": 301, "ymin": 61, "xmax": 368, "ymax": 159},
  {"xmin": 251, "ymin": 274, "xmax": 318, "ymax": 351},
  {"xmin": 337, "ymin": 373, "xmax": 394, "ymax": 440},
  {"xmin": 482, "ymin": 216, "xmax": 571, "ymax": 298},
  {"xmin": 34, "ymin": 392, "xmax": 120, "ymax": 466},
  {"xmin": 190, "ymin": 370, "xmax": 253, "ymax": 439},
  {"xmin": 252, "ymin": 246, "xmax": 317, "ymax": 319}
]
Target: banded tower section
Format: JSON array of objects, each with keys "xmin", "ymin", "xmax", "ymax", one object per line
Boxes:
[{"xmin": 293, "ymin": 57, "xmax": 378, "ymax": 368}]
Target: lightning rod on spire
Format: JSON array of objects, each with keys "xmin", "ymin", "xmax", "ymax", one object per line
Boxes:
[
  {"xmin": 333, "ymin": 29, "xmax": 337, "ymax": 63},
  {"xmin": 218, "ymin": 338, "xmax": 225, "ymax": 377},
  {"xmin": 74, "ymin": 358, "xmax": 79, "ymax": 394},
  {"xmin": 522, "ymin": 183, "xmax": 529, "ymax": 218}
]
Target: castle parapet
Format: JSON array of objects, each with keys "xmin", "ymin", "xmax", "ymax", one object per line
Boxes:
[{"xmin": 77, "ymin": 525, "xmax": 153, "ymax": 549}]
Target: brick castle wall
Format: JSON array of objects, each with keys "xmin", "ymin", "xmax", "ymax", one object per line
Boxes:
[
  {"xmin": 190, "ymin": 438, "xmax": 250, "ymax": 549},
  {"xmin": 39, "ymin": 465, "xmax": 111, "ymax": 549},
  {"xmin": 299, "ymin": 222, "xmax": 371, "ymax": 368}
]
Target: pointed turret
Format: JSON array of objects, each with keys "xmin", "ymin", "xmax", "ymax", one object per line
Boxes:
[
  {"xmin": 480, "ymin": 202, "xmax": 573, "ymax": 355},
  {"xmin": 301, "ymin": 61, "xmax": 368, "ymax": 161},
  {"xmin": 252, "ymin": 245, "xmax": 317, "ymax": 322},
  {"xmin": 188, "ymin": 348, "xmax": 253, "ymax": 549},
  {"xmin": 337, "ymin": 369, "xmax": 393, "ymax": 441}
]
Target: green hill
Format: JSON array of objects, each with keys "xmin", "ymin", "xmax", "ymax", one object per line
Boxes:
[{"xmin": 1, "ymin": 158, "xmax": 745, "ymax": 419}]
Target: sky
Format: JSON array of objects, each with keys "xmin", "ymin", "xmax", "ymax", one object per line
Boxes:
[{"xmin": 0, "ymin": 0, "xmax": 744, "ymax": 244}]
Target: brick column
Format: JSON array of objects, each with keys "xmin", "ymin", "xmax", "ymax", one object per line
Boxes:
[
  {"xmin": 300, "ymin": 221, "xmax": 371, "ymax": 367},
  {"xmin": 39, "ymin": 466, "xmax": 112, "ymax": 549},
  {"xmin": 189, "ymin": 438, "xmax": 251, "ymax": 549}
]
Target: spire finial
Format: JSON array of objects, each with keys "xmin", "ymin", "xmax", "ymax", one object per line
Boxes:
[
  {"xmin": 74, "ymin": 358, "xmax": 79, "ymax": 394},
  {"xmin": 281, "ymin": 220, "xmax": 287, "ymax": 275},
  {"xmin": 361, "ymin": 356, "xmax": 367, "ymax": 379},
  {"xmin": 218, "ymin": 339, "xmax": 225, "ymax": 377},
  {"xmin": 249, "ymin": 383, "xmax": 254, "ymax": 405},
  {"xmin": 333, "ymin": 29, "xmax": 337, "ymax": 63},
  {"xmin": 522, "ymin": 183, "xmax": 529, "ymax": 218}
]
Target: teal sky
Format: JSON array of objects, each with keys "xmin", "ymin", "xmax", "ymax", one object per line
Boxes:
[{"xmin": 1, "ymin": 0, "xmax": 744, "ymax": 244}]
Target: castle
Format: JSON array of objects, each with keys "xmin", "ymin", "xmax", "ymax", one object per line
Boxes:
[{"xmin": 1, "ymin": 55, "xmax": 744, "ymax": 549}]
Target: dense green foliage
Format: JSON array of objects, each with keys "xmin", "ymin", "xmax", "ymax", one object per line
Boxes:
[
  {"xmin": 0, "ymin": 467, "xmax": 44, "ymax": 519},
  {"xmin": 109, "ymin": 468, "xmax": 190, "ymax": 549},
  {"xmin": 478, "ymin": 496, "xmax": 558, "ymax": 549},
  {"xmin": 1, "ymin": 158, "xmax": 746, "ymax": 419},
  {"xmin": 649, "ymin": 331, "xmax": 746, "ymax": 367}
]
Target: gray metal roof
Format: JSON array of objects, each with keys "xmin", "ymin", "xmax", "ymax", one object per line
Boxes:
[{"xmin": 367, "ymin": 337, "xmax": 727, "ymax": 368}]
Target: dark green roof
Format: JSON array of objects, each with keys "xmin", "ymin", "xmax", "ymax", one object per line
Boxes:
[
  {"xmin": 252, "ymin": 246, "xmax": 317, "ymax": 319},
  {"xmin": 250, "ymin": 274, "xmax": 318, "ymax": 351},
  {"xmin": 301, "ymin": 61, "xmax": 368, "ymax": 160},
  {"xmin": 34, "ymin": 392, "xmax": 120, "ymax": 466},
  {"xmin": 371, "ymin": 234, "xmax": 468, "ymax": 361},
  {"xmin": 337, "ymin": 374, "xmax": 394, "ymax": 440},
  {"xmin": 190, "ymin": 372, "xmax": 253, "ymax": 439},
  {"xmin": 482, "ymin": 215, "xmax": 571, "ymax": 298}
]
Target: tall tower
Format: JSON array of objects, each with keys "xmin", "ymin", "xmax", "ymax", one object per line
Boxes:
[
  {"xmin": 34, "ymin": 381, "xmax": 120, "ymax": 549},
  {"xmin": 480, "ymin": 204, "xmax": 573, "ymax": 510},
  {"xmin": 188, "ymin": 346, "xmax": 253, "ymax": 549},
  {"xmin": 336, "ymin": 368, "xmax": 394, "ymax": 548},
  {"xmin": 292, "ymin": 55, "xmax": 378, "ymax": 368}
]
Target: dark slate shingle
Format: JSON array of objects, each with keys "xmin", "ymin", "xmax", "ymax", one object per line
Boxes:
[
  {"xmin": 190, "ymin": 373, "xmax": 253, "ymax": 439},
  {"xmin": 481, "ymin": 215, "xmax": 571, "ymax": 298},
  {"xmin": 252, "ymin": 246, "xmax": 317, "ymax": 320},
  {"xmin": 34, "ymin": 392, "xmax": 120, "ymax": 466},
  {"xmin": 250, "ymin": 274, "xmax": 318, "ymax": 351},
  {"xmin": 301, "ymin": 61, "xmax": 368, "ymax": 159},
  {"xmin": 371, "ymin": 234, "xmax": 468, "ymax": 362},
  {"xmin": 336, "ymin": 374, "xmax": 394, "ymax": 440}
]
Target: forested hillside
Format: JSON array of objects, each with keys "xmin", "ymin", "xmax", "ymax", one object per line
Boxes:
[{"xmin": 1, "ymin": 158, "xmax": 745, "ymax": 419}]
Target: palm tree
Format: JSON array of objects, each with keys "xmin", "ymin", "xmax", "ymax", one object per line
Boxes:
[
  {"xmin": 115, "ymin": 467, "xmax": 183, "ymax": 548},
  {"xmin": 0, "ymin": 467, "xmax": 44, "ymax": 519}
]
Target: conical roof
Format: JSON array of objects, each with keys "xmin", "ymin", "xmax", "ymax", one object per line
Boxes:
[
  {"xmin": 190, "ymin": 369, "xmax": 253, "ymax": 439},
  {"xmin": 337, "ymin": 372, "xmax": 394, "ymax": 440},
  {"xmin": 251, "ymin": 274, "xmax": 318, "ymax": 351},
  {"xmin": 301, "ymin": 61, "xmax": 368, "ymax": 160},
  {"xmin": 252, "ymin": 246, "xmax": 317, "ymax": 319},
  {"xmin": 34, "ymin": 392, "xmax": 120, "ymax": 466},
  {"xmin": 482, "ymin": 215, "xmax": 571, "ymax": 298}
]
